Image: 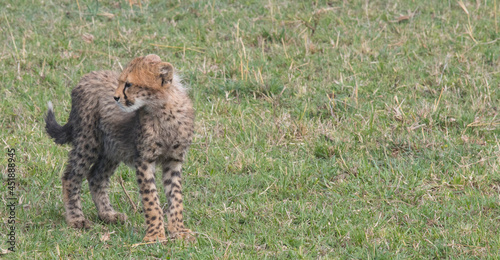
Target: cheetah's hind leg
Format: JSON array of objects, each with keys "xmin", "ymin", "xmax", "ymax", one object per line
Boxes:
[
  {"xmin": 88, "ymin": 156, "xmax": 127, "ymax": 224},
  {"xmin": 62, "ymin": 150, "xmax": 93, "ymax": 229}
]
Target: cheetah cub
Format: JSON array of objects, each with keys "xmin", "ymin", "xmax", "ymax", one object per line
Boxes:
[{"xmin": 45, "ymin": 54, "xmax": 195, "ymax": 242}]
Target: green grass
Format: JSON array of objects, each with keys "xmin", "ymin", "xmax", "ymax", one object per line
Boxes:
[{"xmin": 1, "ymin": 0, "xmax": 500, "ymax": 258}]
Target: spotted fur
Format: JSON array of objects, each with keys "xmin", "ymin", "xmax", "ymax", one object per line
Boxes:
[{"xmin": 45, "ymin": 54, "xmax": 195, "ymax": 242}]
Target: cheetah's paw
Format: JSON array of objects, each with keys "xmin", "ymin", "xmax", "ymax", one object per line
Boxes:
[
  {"xmin": 143, "ymin": 233, "xmax": 167, "ymax": 243},
  {"xmin": 99, "ymin": 211, "xmax": 127, "ymax": 224},
  {"xmin": 68, "ymin": 218, "xmax": 93, "ymax": 229},
  {"xmin": 170, "ymin": 228, "xmax": 196, "ymax": 242}
]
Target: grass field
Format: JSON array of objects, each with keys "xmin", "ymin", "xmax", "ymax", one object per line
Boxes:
[{"xmin": 1, "ymin": 0, "xmax": 500, "ymax": 258}]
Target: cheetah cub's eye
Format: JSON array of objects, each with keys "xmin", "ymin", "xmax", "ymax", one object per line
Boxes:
[{"xmin": 124, "ymin": 82, "xmax": 132, "ymax": 89}]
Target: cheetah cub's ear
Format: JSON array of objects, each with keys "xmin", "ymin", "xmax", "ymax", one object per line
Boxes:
[
  {"xmin": 144, "ymin": 54, "xmax": 161, "ymax": 62},
  {"xmin": 158, "ymin": 62, "xmax": 174, "ymax": 86}
]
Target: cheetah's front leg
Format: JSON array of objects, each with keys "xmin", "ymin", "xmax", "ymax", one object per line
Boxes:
[
  {"xmin": 135, "ymin": 160, "xmax": 167, "ymax": 242},
  {"xmin": 162, "ymin": 160, "xmax": 194, "ymax": 241}
]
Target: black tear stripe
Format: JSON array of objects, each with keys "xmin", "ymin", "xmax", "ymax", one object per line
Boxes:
[{"xmin": 123, "ymin": 83, "xmax": 130, "ymax": 100}]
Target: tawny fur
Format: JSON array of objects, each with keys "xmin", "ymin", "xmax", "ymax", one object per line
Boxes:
[{"xmin": 45, "ymin": 54, "xmax": 195, "ymax": 242}]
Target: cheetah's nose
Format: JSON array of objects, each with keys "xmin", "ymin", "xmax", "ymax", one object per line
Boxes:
[{"xmin": 114, "ymin": 96, "xmax": 120, "ymax": 101}]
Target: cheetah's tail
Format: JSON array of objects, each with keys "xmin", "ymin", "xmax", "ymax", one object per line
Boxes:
[{"xmin": 45, "ymin": 101, "xmax": 72, "ymax": 145}]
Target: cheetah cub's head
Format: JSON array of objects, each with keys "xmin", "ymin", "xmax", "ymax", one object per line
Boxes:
[{"xmin": 114, "ymin": 54, "xmax": 174, "ymax": 113}]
